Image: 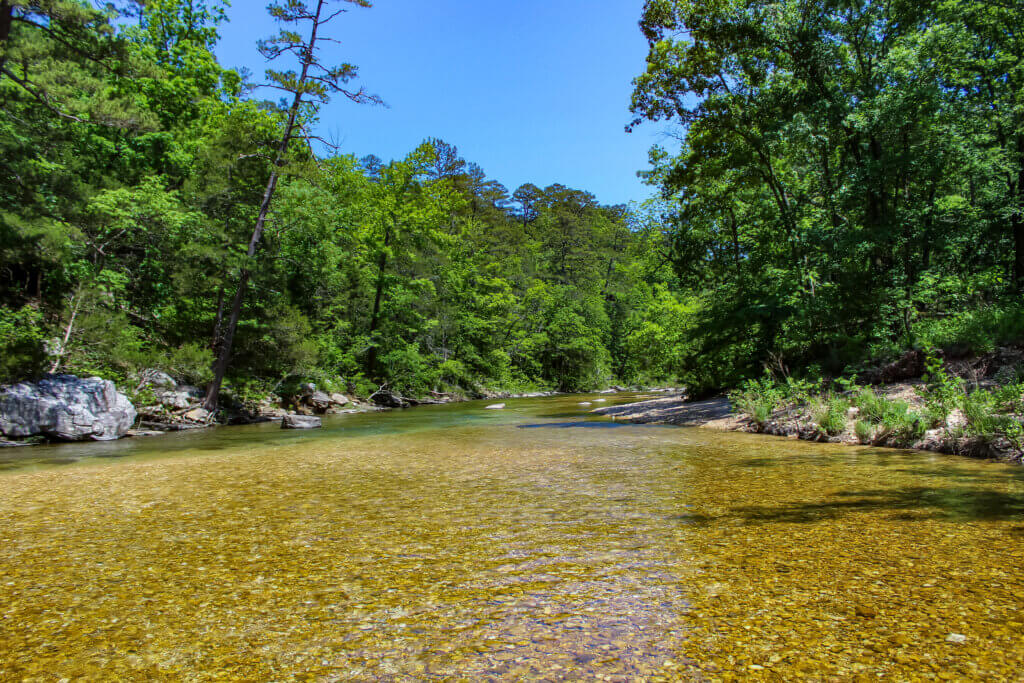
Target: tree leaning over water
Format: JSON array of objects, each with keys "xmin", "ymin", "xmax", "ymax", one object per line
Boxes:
[{"xmin": 202, "ymin": 0, "xmax": 381, "ymax": 411}]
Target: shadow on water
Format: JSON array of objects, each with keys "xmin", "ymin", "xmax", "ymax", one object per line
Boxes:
[
  {"xmin": 731, "ymin": 486, "xmax": 1024, "ymax": 524},
  {"xmin": 735, "ymin": 457, "xmax": 777, "ymax": 468}
]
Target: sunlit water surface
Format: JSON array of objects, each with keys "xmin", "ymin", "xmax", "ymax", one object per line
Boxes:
[{"xmin": 2, "ymin": 394, "xmax": 1024, "ymax": 680}]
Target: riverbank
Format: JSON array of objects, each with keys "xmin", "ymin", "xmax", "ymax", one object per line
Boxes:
[{"xmin": 594, "ymin": 377, "xmax": 1024, "ymax": 463}]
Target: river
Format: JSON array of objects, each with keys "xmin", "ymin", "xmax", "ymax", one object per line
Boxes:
[{"xmin": 2, "ymin": 393, "xmax": 1023, "ymax": 680}]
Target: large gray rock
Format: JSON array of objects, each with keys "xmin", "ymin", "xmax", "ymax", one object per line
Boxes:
[
  {"xmin": 281, "ymin": 414, "xmax": 321, "ymax": 429},
  {"xmin": 310, "ymin": 390, "xmax": 332, "ymax": 411},
  {"xmin": 0, "ymin": 375, "xmax": 137, "ymax": 441}
]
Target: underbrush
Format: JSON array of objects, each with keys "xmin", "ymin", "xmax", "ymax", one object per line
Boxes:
[{"xmin": 730, "ymin": 353, "xmax": 1024, "ymax": 455}]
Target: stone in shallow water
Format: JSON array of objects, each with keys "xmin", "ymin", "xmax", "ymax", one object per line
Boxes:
[
  {"xmin": 282, "ymin": 414, "xmax": 322, "ymax": 429},
  {"xmin": 485, "ymin": 403, "xmax": 506, "ymax": 410}
]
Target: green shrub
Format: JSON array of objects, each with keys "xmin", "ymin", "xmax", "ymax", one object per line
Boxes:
[
  {"xmin": 852, "ymin": 388, "xmax": 928, "ymax": 441},
  {"xmin": 854, "ymin": 388, "xmax": 889, "ymax": 422},
  {"xmin": 880, "ymin": 400, "xmax": 927, "ymax": 441},
  {"xmin": 961, "ymin": 389, "xmax": 1024, "ymax": 446},
  {"xmin": 854, "ymin": 419, "xmax": 874, "ymax": 444},
  {"xmin": 920, "ymin": 351, "xmax": 965, "ymax": 419},
  {"xmin": 991, "ymin": 383, "xmax": 1024, "ymax": 415},
  {"xmin": 730, "ymin": 375, "xmax": 786, "ymax": 426},
  {"xmin": 810, "ymin": 396, "xmax": 849, "ymax": 436}
]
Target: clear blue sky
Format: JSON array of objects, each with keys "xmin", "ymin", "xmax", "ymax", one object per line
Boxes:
[{"xmin": 214, "ymin": 0, "xmax": 660, "ymax": 206}]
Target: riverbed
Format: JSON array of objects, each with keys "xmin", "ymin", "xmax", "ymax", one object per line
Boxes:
[{"xmin": 2, "ymin": 393, "xmax": 1024, "ymax": 679}]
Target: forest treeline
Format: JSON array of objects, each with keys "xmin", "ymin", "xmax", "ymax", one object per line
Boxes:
[
  {"xmin": 2, "ymin": 0, "xmax": 1023, "ymax": 408},
  {"xmin": 630, "ymin": 0, "xmax": 1024, "ymax": 388},
  {"xmin": 0, "ymin": 0, "xmax": 686, "ymax": 405}
]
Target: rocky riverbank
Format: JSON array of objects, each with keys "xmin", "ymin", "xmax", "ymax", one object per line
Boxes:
[
  {"xmin": 593, "ymin": 376, "xmax": 1024, "ymax": 464},
  {"xmin": 1, "ymin": 371, "xmax": 679, "ymax": 447}
]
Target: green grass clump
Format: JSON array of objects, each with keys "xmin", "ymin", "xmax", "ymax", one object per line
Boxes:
[
  {"xmin": 851, "ymin": 388, "xmax": 927, "ymax": 441},
  {"xmin": 810, "ymin": 396, "xmax": 849, "ymax": 436},
  {"xmin": 960, "ymin": 388, "xmax": 1024, "ymax": 446},
  {"xmin": 854, "ymin": 419, "xmax": 874, "ymax": 444},
  {"xmin": 854, "ymin": 388, "xmax": 889, "ymax": 422}
]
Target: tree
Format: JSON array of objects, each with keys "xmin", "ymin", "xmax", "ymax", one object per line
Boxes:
[{"xmin": 202, "ymin": 0, "xmax": 380, "ymax": 410}]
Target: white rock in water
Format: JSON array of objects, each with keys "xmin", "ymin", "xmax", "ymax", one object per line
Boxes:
[
  {"xmin": 594, "ymin": 398, "xmax": 607, "ymax": 403},
  {"xmin": 0, "ymin": 375, "xmax": 136, "ymax": 441},
  {"xmin": 484, "ymin": 403, "xmax": 506, "ymax": 410},
  {"xmin": 579, "ymin": 402, "xmax": 592, "ymax": 406},
  {"xmin": 946, "ymin": 633, "xmax": 967, "ymax": 644}
]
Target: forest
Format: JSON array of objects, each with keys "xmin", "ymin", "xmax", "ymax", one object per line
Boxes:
[{"xmin": 2, "ymin": 0, "xmax": 1023, "ymax": 411}]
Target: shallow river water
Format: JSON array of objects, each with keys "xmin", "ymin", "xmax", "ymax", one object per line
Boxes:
[{"xmin": 2, "ymin": 393, "xmax": 1024, "ymax": 680}]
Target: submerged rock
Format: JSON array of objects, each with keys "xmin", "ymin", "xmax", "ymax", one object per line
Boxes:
[
  {"xmin": 281, "ymin": 414, "xmax": 321, "ymax": 429},
  {"xmin": 485, "ymin": 403, "xmax": 506, "ymax": 410},
  {"xmin": 0, "ymin": 375, "xmax": 136, "ymax": 442}
]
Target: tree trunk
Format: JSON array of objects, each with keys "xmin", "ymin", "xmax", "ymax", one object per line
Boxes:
[
  {"xmin": 365, "ymin": 223, "xmax": 392, "ymax": 375},
  {"xmin": 1014, "ymin": 134, "xmax": 1024, "ymax": 292},
  {"xmin": 210, "ymin": 284, "xmax": 226, "ymax": 352},
  {"xmin": 201, "ymin": 0, "xmax": 327, "ymax": 411},
  {"xmin": 202, "ymin": 170, "xmax": 279, "ymax": 410}
]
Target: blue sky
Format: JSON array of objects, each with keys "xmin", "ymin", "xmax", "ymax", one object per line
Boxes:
[{"xmin": 214, "ymin": 0, "xmax": 661, "ymax": 206}]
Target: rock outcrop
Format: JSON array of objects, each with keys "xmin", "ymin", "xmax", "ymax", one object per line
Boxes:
[{"xmin": 0, "ymin": 375, "xmax": 136, "ymax": 442}]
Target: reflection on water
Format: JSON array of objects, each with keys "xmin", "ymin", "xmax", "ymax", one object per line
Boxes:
[{"xmin": 2, "ymin": 394, "xmax": 1024, "ymax": 679}]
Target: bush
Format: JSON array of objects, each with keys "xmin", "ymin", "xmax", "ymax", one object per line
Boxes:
[
  {"xmin": 874, "ymin": 400, "xmax": 926, "ymax": 440},
  {"xmin": 852, "ymin": 388, "xmax": 927, "ymax": 441},
  {"xmin": 730, "ymin": 375, "xmax": 786, "ymax": 426},
  {"xmin": 163, "ymin": 343, "xmax": 214, "ymax": 385},
  {"xmin": 961, "ymin": 388, "xmax": 1024, "ymax": 446},
  {"xmin": 854, "ymin": 388, "xmax": 889, "ymax": 423},
  {"xmin": 810, "ymin": 396, "xmax": 849, "ymax": 436}
]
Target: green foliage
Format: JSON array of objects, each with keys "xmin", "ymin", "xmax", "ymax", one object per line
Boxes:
[
  {"xmin": 920, "ymin": 352, "xmax": 966, "ymax": 422},
  {"xmin": 854, "ymin": 420, "xmax": 875, "ymax": 444},
  {"xmin": 631, "ymin": 0, "xmax": 1024, "ymax": 388},
  {"xmin": 851, "ymin": 388, "xmax": 928, "ymax": 441},
  {"xmin": 958, "ymin": 389, "xmax": 1024, "ymax": 447},
  {"xmin": 810, "ymin": 396, "xmax": 849, "ymax": 437},
  {"xmin": 914, "ymin": 306, "xmax": 1024, "ymax": 355},
  {"xmin": 730, "ymin": 375, "xmax": 785, "ymax": 426},
  {"xmin": 0, "ymin": 306, "xmax": 46, "ymax": 382}
]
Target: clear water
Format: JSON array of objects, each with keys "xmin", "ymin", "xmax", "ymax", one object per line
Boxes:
[{"xmin": 2, "ymin": 394, "xmax": 1023, "ymax": 679}]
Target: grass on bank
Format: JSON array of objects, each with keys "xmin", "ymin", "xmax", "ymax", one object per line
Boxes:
[{"xmin": 729, "ymin": 353, "xmax": 1024, "ymax": 451}]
